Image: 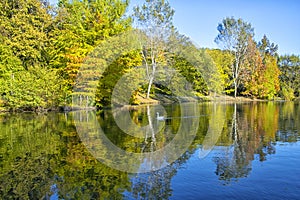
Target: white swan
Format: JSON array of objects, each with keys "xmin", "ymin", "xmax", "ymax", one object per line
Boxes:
[{"xmin": 156, "ymin": 112, "xmax": 164, "ymax": 121}]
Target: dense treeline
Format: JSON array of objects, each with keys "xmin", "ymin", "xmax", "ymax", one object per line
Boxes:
[
  {"xmin": 0, "ymin": 0, "xmax": 131, "ymax": 111},
  {"xmin": 0, "ymin": 0, "xmax": 299, "ymax": 111}
]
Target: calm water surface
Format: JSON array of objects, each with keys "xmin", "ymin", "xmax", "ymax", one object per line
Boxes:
[{"xmin": 0, "ymin": 102, "xmax": 299, "ymax": 199}]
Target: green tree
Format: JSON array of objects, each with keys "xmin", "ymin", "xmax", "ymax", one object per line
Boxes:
[
  {"xmin": 278, "ymin": 55, "xmax": 300, "ymax": 100},
  {"xmin": 0, "ymin": 0, "xmax": 66, "ymax": 110},
  {"xmin": 1, "ymin": 67, "xmax": 65, "ymax": 111},
  {"xmin": 96, "ymin": 51, "xmax": 142, "ymax": 108},
  {"xmin": 51, "ymin": 0, "xmax": 131, "ymax": 105},
  {"xmin": 215, "ymin": 17, "xmax": 254, "ymax": 98},
  {"xmin": 0, "ymin": 0, "xmax": 53, "ymax": 69},
  {"xmin": 170, "ymin": 55, "xmax": 208, "ymax": 96},
  {"xmin": 258, "ymin": 34, "xmax": 278, "ymax": 57}
]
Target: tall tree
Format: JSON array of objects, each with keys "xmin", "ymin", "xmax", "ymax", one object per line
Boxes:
[
  {"xmin": 133, "ymin": 0, "xmax": 175, "ymax": 98},
  {"xmin": 215, "ymin": 17, "xmax": 254, "ymax": 98}
]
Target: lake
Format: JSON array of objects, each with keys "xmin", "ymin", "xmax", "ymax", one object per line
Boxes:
[{"xmin": 0, "ymin": 102, "xmax": 299, "ymax": 199}]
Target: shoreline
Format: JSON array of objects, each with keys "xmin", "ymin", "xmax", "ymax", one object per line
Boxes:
[{"xmin": 0, "ymin": 95, "xmax": 295, "ymax": 113}]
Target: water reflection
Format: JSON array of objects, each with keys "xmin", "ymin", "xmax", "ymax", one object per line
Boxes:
[
  {"xmin": 0, "ymin": 113, "xmax": 130, "ymax": 199},
  {"xmin": 0, "ymin": 102, "xmax": 299, "ymax": 199},
  {"xmin": 213, "ymin": 102, "xmax": 298, "ymax": 183},
  {"xmin": 74, "ymin": 102, "xmax": 200, "ymax": 173}
]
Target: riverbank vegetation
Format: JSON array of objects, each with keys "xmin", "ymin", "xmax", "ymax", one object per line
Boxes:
[{"xmin": 0, "ymin": 0, "xmax": 299, "ymax": 111}]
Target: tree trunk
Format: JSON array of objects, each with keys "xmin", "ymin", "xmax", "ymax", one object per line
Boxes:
[
  {"xmin": 146, "ymin": 76, "xmax": 154, "ymax": 99},
  {"xmin": 234, "ymin": 56, "xmax": 239, "ymax": 99}
]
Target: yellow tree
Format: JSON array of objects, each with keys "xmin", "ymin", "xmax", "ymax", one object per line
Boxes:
[
  {"xmin": 52, "ymin": 0, "xmax": 131, "ymax": 105},
  {"xmin": 242, "ymin": 35, "xmax": 280, "ymax": 99},
  {"xmin": 241, "ymin": 37, "xmax": 265, "ymax": 97},
  {"xmin": 258, "ymin": 35, "xmax": 280, "ymax": 99},
  {"xmin": 262, "ymin": 55, "xmax": 280, "ymax": 99},
  {"xmin": 206, "ymin": 49, "xmax": 234, "ymax": 94}
]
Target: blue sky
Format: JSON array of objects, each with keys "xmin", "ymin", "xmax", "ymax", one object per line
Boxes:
[
  {"xmin": 168, "ymin": 0, "xmax": 300, "ymax": 55},
  {"xmin": 49, "ymin": 0, "xmax": 300, "ymax": 55}
]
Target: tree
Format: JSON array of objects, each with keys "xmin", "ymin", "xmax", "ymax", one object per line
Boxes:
[
  {"xmin": 241, "ymin": 37, "xmax": 265, "ymax": 97},
  {"xmin": 96, "ymin": 51, "xmax": 142, "ymax": 108},
  {"xmin": 206, "ymin": 49, "xmax": 234, "ymax": 94},
  {"xmin": 0, "ymin": 0, "xmax": 66, "ymax": 110},
  {"xmin": 0, "ymin": 0, "xmax": 53, "ymax": 69},
  {"xmin": 241, "ymin": 35, "xmax": 280, "ymax": 99},
  {"xmin": 215, "ymin": 17, "xmax": 254, "ymax": 98},
  {"xmin": 170, "ymin": 54, "xmax": 208, "ymax": 96},
  {"xmin": 164, "ymin": 30, "xmax": 221, "ymax": 97},
  {"xmin": 258, "ymin": 34, "xmax": 278, "ymax": 57},
  {"xmin": 133, "ymin": 0, "xmax": 175, "ymax": 98},
  {"xmin": 278, "ymin": 55, "xmax": 300, "ymax": 100},
  {"xmin": 51, "ymin": 0, "xmax": 131, "ymax": 105},
  {"xmin": 261, "ymin": 55, "xmax": 281, "ymax": 99},
  {"xmin": 257, "ymin": 35, "xmax": 280, "ymax": 99},
  {"xmin": 0, "ymin": 41, "xmax": 23, "ymax": 108}
]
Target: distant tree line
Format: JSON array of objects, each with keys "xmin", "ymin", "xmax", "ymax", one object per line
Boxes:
[{"xmin": 0, "ymin": 0, "xmax": 299, "ymax": 111}]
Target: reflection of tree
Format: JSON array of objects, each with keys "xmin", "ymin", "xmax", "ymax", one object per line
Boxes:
[
  {"xmin": 128, "ymin": 166, "xmax": 175, "ymax": 199},
  {"xmin": 143, "ymin": 105, "xmax": 157, "ymax": 153},
  {"xmin": 0, "ymin": 113, "xmax": 63, "ymax": 199},
  {"xmin": 137, "ymin": 105, "xmax": 165, "ymax": 171},
  {"xmin": 214, "ymin": 103, "xmax": 279, "ymax": 183},
  {"xmin": 1, "ymin": 102, "xmax": 298, "ymax": 198},
  {"xmin": 96, "ymin": 105, "xmax": 171, "ymax": 171},
  {"xmin": 123, "ymin": 103, "xmax": 200, "ymax": 199},
  {"xmin": 214, "ymin": 103, "xmax": 251, "ymax": 183},
  {"xmin": 93, "ymin": 102, "xmax": 198, "ymax": 173},
  {"xmin": 127, "ymin": 151, "xmax": 193, "ymax": 200},
  {"xmin": 277, "ymin": 102, "xmax": 300, "ymax": 142},
  {"xmin": 0, "ymin": 113, "xmax": 131, "ymax": 199}
]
